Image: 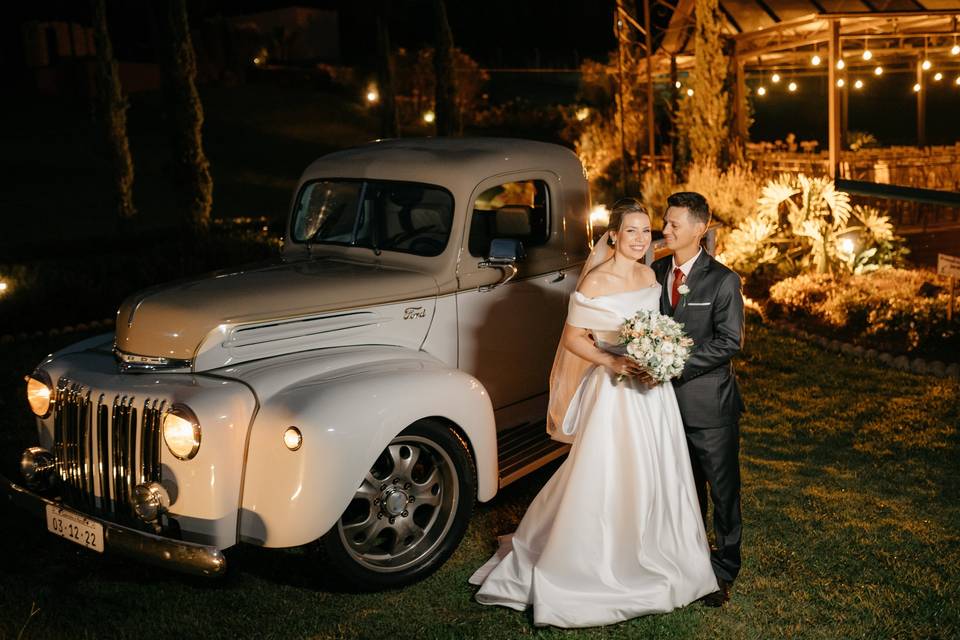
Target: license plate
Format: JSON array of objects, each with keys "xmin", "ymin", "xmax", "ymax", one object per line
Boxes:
[{"xmin": 45, "ymin": 504, "xmax": 105, "ymax": 553}]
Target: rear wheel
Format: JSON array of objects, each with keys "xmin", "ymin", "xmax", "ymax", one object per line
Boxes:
[{"xmin": 319, "ymin": 420, "xmax": 476, "ymax": 589}]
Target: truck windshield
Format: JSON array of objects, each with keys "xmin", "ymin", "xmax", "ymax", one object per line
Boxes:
[{"xmin": 291, "ymin": 179, "xmax": 454, "ymax": 257}]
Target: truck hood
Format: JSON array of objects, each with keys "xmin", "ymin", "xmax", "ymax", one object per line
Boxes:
[{"xmin": 114, "ymin": 257, "xmax": 439, "ymax": 370}]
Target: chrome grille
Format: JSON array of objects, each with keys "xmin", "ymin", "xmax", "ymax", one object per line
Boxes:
[{"xmin": 52, "ymin": 378, "xmax": 164, "ymax": 518}]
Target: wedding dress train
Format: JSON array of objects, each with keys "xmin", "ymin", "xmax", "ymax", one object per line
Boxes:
[{"xmin": 469, "ymin": 287, "xmax": 717, "ymax": 628}]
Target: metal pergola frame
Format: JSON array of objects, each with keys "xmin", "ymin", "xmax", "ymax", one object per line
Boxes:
[{"xmin": 620, "ymin": 1, "xmax": 960, "ymax": 177}]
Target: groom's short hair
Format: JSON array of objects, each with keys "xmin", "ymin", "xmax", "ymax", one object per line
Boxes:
[{"xmin": 666, "ymin": 192, "xmax": 711, "ymax": 226}]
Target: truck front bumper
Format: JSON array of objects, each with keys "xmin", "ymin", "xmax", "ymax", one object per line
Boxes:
[{"xmin": 1, "ymin": 473, "xmax": 227, "ymax": 578}]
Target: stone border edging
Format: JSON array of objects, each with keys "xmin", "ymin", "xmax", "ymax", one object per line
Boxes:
[
  {"xmin": 771, "ymin": 319, "xmax": 960, "ymax": 380},
  {"xmin": 0, "ymin": 318, "xmax": 116, "ymax": 346}
]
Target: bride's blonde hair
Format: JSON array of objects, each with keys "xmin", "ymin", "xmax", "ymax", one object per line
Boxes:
[{"xmin": 606, "ymin": 198, "xmax": 649, "ymax": 246}]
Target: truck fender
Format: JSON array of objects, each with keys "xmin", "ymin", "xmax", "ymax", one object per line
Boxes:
[{"xmin": 237, "ymin": 357, "xmax": 497, "ymax": 548}]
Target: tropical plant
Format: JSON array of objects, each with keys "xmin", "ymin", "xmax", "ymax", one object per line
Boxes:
[{"xmin": 716, "ymin": 174, "xmax": 906, "ymax": 277}]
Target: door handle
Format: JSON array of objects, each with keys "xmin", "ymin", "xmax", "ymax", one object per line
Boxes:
[{"xmin": 550, "ymin": 272, "xmax": 566, "ymax": 283}]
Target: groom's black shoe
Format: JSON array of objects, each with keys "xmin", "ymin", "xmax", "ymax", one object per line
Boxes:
[{"xmin": 701, "ymin": 579, "xmax": 732, "ymax": 607}]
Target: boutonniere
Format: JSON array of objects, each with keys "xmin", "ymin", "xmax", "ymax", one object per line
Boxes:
[{"xmin": 678, "ymin": 283, "xmax": 690, "ymax": 297}]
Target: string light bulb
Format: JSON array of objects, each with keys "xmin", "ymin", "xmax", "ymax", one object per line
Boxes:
[
  {"xmin": 772, "ymin": 72, "xmax": 781, "ymax": 83},
  {"xmin": 836, "ymin": 78, "xmax": 845, "ymax": 88},
  {"xmin": 788, "ymin": 81, "xmax": 798, "ymax": 92},
  {"xmin": 675, "ymin": 80, "xmax": 682, "ymax": 89},
  {"xmin": 757, "ymin": 86, "xmax": 767, "ymax": 96},
  {"xmin": 874, "ymin": 66, "xmax": 883, "ymax": 75},
  {"xmin": 956, "ymin": 76, "xmax": 960, "ymax": 85},
  {"xmin": 952, "ymin": 44, "xmax": 960, "ymax": 56},
  {"xmin": 913, "ymin": 82, "xmax": 921, "ymax": 92},
  {"xmin": 862, "ymin": 49, "xmax": 873, "ymax": 61},
  {"xmin": 854, "ymin": 79, "xmax": 864, "ymax": 89},
  {"xmin": 922, "ymin": 59, "xmax": 932, "ymax": 71},
  {"xmin": 686, "ymin": 88, "xmax": 694, "ymax": 97},
  {"xmin": 811, "ymin": 54, "xmax": 822, "ymax": 66},
  {"xmin": 934, "ymin": 72, "xmax": 943, "ymax": 81},
  {"xmin": 836, "ymin": 59, "xmax": 845, "ymax": 70}
]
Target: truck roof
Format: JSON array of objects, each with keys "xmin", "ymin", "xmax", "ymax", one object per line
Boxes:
[{"xmin": 300, "ymin": 137, "xmax": 586, "ymax": 195}]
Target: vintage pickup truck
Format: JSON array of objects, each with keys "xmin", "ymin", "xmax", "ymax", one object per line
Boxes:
[{"xmin": 4, "ymin": 137, "xmax": 603, "ymax": 589}]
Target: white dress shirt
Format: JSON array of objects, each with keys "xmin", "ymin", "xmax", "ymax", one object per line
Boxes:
[{"xmin": 667, "ymin": 248, "xmax": 702, "ymax": 295}]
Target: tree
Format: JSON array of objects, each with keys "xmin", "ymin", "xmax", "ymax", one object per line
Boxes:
[
  {"xmin": 157, "ymin": 0, "xmax": 213, "ymax": 231},
  {"xmin": 375, "ymin": 0, "xmax": 399, "ymax": 138},
  {"xmin": 91, "ymin": 0, "xmax": 136, "ymax": 224},
  {"xmin": 676, "ymin": 0, "xmax": 728, "ymax": 172},
  {"xmin": 432, "ymin": 0, "xmax": 458, "ymax": 136}
]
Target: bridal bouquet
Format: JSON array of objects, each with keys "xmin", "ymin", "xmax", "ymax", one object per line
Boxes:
[{"xmin": 617, "ymin": 310, "xmax": 694, "ymax": 383}]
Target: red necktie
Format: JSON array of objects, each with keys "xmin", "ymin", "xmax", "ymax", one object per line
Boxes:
[{"xmin": 671, "ymin": 268, "xmax": 684, "ymax": 308}]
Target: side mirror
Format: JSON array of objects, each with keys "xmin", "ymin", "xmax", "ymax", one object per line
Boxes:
[
  {"xmin": 478, "ymin": 238, "xmax": 525, "ymax": 292},
  {"xmin": 487, "ymin": 238, "xmax": 526, "ymax": 264}
]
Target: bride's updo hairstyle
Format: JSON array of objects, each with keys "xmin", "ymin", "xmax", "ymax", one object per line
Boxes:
[{"xmin": 606, "ymin": 197, "xmax": 649, "ymax": 247}]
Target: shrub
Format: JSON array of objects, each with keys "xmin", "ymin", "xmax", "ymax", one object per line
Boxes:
[
  {"xmin": 769, "ymin": 268, "xmax": 958, "ymax": 357},
  {"xmin": 639, "ymin": 162, "xmax": 760, "ymax": 229}
]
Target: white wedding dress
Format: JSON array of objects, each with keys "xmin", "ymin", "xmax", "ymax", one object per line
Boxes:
[{"xmin": 469, "ymin": 286, "xmax": 718, "ymax": 628}]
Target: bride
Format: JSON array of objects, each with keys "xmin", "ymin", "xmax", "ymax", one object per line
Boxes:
[{"xmin": 468, "ymin": 198, "xmax": 718, "ymax": 628}]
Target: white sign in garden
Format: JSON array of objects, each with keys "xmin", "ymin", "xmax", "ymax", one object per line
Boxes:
[
  {"xmin": 939, "ymin": 254, "xmax": 959, "ymax": 321},
  {"xmin": 938, "ymin": 253, "xmax": 960, "ymax": 279}
]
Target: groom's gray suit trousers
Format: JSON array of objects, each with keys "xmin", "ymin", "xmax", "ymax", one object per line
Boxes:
[{"xmin": 684, "ymin": 421, "xmax": 742, "ymax": 584}]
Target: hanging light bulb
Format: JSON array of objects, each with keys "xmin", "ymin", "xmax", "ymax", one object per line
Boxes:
[
  {"xmin": 854, "ymin": 79, "xmax": 864, "ymax": 89},
  {"xmin": 811, "ymin": 54, "xmax": 822, "ymax": 66},
  {"xmin": 922, "ymin": 59, "xmax": 932, "ymax": 71},
  {"xmin": 757, "ymin": 86, "xmax": 767, "ymax": 96},
  {"xmin": 788, "ymin": 81, "xmax": 798, "ymax": 92},
  {"xmin": 934, "ymin": 72, "xmax": 943, "ymax": 81},
  {"xmin": 675, "ymin": 80, "xmax": 682, "ymax": 89},
  {"xmin": 836, "ymin": 78, "xmax": 845, "ymax": 88},
  {"xmin": 952, "ymin": 44, "xmax": 960, "ymax": 56},
  {"xmin": 836, "ymin": 59, "xmax": 845, "ymax": 70},
  {"xmin": 686, "ymin": 88, "xmax": 694, "ymax": 97},
  {"xmin": 771, "ymin": 72, "xmax": 781, "ymax": 83},
  {"xmin": 955, "ymin": 76, "xmax": 960, "ymax": 86},
  {"xmin": 862, "ymin": 48, "xmax": 873, "ymax": 61},
  {"xmin": 913, "ymin": 82, "xmax": 922, "ymax": 92},
  {"xmin": 874, "ymin": 66, "xmax": 883, "ymax": 76}
]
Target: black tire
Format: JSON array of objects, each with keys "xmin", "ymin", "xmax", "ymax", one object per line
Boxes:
[{"xmin": 319, "ymin": 419, "xmax": 476, "ymax": 590}]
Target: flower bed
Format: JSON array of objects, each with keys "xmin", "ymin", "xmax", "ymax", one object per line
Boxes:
[{"xmin": 768, "ymin": 268, "xmax": 959, "ymax": 361}]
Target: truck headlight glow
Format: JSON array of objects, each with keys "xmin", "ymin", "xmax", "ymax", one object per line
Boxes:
[
  {"xmin": 25, "ymin": 372, "xmax": 53, "ymax": 418},
  {"xmin": 162, "ymin": 404, "xmax": 202, "ymax": 460}
]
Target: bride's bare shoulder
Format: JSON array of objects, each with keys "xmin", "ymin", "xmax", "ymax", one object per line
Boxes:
[
  {"xmin": 577, "ymin": 269, "xmax": 618, "ymax": 298},
  {"xmin": 635, "ymin": 263, "xmax": 657, "ymax": 285}
]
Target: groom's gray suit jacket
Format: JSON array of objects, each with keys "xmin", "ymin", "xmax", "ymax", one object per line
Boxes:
[{"xmin": 652, "ymin": 251, "xmax": 746, "ymax": 428}]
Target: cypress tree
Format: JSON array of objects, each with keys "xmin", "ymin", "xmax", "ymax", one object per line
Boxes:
[
  {"xmin": 92, "ymin": 0, "xmax": 136, "ymax": 225},
  {"xmin": 432, "ymin": 0, "xmax": 458, "ymax": 136},
  {"xmin": 376, "ymin": 0, "xmax": 399, "ymax": 138},
  {"xmin": 158, "ymin": 0, "xmax": 213, "ymax": 231},
  {"xmin": 676, "ymin": 0, "xmax": 728, "ymax": 172}
]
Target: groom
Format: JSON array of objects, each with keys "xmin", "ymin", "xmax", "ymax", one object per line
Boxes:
[{"xmin": 651, "ymin": 191, "xmax": 745, "ymax": 607}]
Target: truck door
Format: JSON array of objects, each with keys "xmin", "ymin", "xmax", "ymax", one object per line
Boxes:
[{"xmin": 455, "ymin": 173, "xmax": 577, "ymax": 430}]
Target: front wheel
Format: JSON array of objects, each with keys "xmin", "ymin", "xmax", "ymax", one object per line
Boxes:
[{"xmin": 319, "ymin": 420, "xmax": 476, "ymax": 590}]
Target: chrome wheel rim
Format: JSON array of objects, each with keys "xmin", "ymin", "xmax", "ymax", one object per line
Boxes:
[{"xmin": 337, "ymin": 434, "xmax": 459, "ymax": 572}]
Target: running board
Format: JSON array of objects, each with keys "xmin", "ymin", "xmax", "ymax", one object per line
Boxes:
[{"xmin": 497, "ymin": 420, "xmax": 570, "ymax": 488}]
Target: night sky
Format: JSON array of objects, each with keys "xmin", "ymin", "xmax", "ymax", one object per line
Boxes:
[{"xmin": 5, "ymin": 0, "xmax": 958, "ymax": 146}]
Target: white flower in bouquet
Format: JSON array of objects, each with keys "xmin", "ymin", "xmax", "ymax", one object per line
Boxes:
[{"xmin": 617, "ymin": 310, "xmax": 694, "ymax": 383}]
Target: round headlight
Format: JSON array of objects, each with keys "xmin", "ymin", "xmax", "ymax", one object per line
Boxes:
[
  {"xmin": 162, "ymin": 404, "xmax": 201, "ymax": 460},
  {"xmin": 26, "ymin": 371, "xmax": 53, "ymax": 418}
]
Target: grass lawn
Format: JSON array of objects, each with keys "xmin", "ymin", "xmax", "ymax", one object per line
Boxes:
[{"xmin": 0, "ymin": 317, "xmax": 957, "ymax": 639}]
